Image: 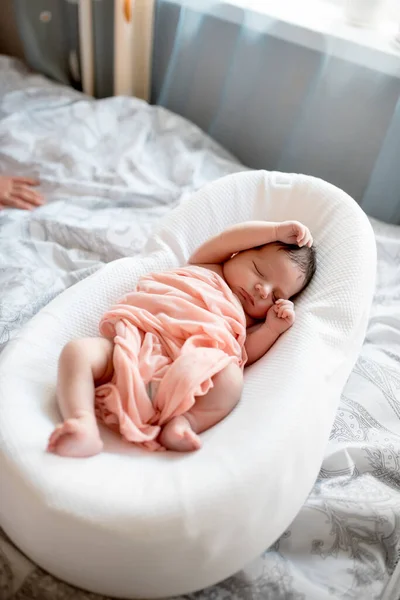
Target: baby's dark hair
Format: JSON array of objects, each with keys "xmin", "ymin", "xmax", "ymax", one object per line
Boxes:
[{"xmin": 275, "ymin": 242, "xmax": 316, "ymax": 291}]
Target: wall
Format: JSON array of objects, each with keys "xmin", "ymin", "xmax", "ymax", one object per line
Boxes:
[{"xmin": 0, "ymin": 0, "xmax": 25, "ymax": 59}]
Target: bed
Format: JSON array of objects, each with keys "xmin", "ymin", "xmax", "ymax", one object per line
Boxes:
[{"xmin": 0, "ymin": 55, "xmax": 399, "ymax": 600}]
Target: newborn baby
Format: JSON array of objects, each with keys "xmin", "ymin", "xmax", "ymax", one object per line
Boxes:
[{"xmin": 47, "ymin": 220, "xmax": 315, "ymax": 457}]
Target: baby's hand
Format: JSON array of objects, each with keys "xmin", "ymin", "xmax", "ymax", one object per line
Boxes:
[
  {"xmin": 276, "ymin": 221, "xmax": 313, "ymax": 247},
  {"xmin": 265, "ymin": 299, "xmax": 295, "ymax": 335}
]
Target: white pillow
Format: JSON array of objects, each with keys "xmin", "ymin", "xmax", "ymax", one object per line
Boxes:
[{"xmin": 0, "ymin": 170, "xmax": 376, "ymax": 598}]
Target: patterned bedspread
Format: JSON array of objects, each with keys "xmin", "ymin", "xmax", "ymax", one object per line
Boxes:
[{"xmin": 0, "ymin": 56, "xmax": 399, "ymax": 600}]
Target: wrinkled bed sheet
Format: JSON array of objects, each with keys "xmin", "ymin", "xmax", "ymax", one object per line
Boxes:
[
  {"xmin": 0, "ymin": 56, "xmax": 400, "ymax": 600},
  {"xmin": 0, "ymin": 56, "xmax": 244, "ymax": 351}
]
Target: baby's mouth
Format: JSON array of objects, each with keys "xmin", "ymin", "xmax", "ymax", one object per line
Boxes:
[{"xmin": 240, "ymin": 288, "xmax": 254, "ymax": 306}]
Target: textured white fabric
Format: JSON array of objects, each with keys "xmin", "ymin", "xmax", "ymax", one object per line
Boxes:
[{"xmin": 0, "ymin": 170, "xmax": 376, "ymax": 599}]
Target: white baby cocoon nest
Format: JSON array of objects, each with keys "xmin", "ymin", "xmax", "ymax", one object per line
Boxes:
[{"xmin": 0, "ymin": 170, "xmax": 376, "ymax": 599}]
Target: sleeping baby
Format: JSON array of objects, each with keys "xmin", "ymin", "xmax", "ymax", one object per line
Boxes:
[{"xmin": 47, "ymin": 220, "xmax": 315, "ymax": 456}]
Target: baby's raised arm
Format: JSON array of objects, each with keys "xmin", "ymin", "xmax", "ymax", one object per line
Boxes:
[
  {"xmin": 189, "ymin": 221, "xmax": 279, "ymax": 264},
  {"xmin": 189, "ymin": 220, "xmax": 312, "ymax": 264}
]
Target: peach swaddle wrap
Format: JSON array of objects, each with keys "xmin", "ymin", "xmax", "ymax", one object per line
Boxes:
[{"xmin": 94, "ymin": 266, "xmax": 247, "ymax": 451}]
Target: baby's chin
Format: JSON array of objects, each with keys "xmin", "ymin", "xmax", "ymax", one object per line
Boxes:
[{"xmin": 246, "ymin": 306, "xmax": 269, "ymax": 321}]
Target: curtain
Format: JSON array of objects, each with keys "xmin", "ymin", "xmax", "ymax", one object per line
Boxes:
[
  {"xmin": 13, "ymin": 0, "xmax": 155, "ymax": 101},
  {"xmin": 152, "ymin": 0, "xmax": 400, "ymax": 225},
  {"xmin": 11, "ymin": 0, "xmax": 400, "ymax": 224}
]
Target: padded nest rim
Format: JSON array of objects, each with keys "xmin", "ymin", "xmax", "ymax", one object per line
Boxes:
[{"xmin": 0, "ymin": 170, "xmax": 376, "ymax": 598}]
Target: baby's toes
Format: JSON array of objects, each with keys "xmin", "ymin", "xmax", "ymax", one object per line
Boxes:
[
  {"xmin": 47, "ymin": 420, "xmax": 78, "ymax": 452},
  {"xmin": 47, "ymin": 425, "xmax": 64, "ymax": 449},
  {"xmin": 183, "ymin": 429, "xmax": 202, "ymax": 451}
]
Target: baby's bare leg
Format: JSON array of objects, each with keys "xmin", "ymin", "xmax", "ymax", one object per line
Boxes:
[
  {"xmin": 47, "ymin": 337, "xmax": 114, "ymax": 458},
  {"xmin": 159, "ymin": 362, "xmax": 243, "ymax": 452}
]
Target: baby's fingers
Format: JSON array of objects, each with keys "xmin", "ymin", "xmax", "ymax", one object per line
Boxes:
[
  {"xmin": 297, "ymin": 228, "xmax": 313, "ymax": 248},
  {"xmin": 304, "ymin": 231, "xmax": 313, "ymax": 247},
  {"xmin": 277, "ymin": 305, "xmax": 289, "ymax": 319},
  {"xmin": 283, "ymin": 308, "xmax": 295, "ymax": 323},
  {"xmin": 296, "ymin": 229, "xmax": 307, "ymax": 246}
]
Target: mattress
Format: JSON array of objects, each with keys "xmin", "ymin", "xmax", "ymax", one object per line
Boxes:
[{"xmin": 0, "ymin": 56, "xmax": 399, "ymax": 600}]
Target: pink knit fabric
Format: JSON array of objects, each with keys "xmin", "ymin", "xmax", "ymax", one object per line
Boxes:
[{"xmin": 95, "ymin": 266, "xmax": 247, "ymax": 451}]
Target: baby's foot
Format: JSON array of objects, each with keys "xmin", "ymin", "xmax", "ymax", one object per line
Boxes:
[
  {"xmin": 47, "ymin": 411, "xmax": 103, "ymax": 458},
  {"xmin": 159, "ymin": 415, "xmax": 202, "ymax": 452}
]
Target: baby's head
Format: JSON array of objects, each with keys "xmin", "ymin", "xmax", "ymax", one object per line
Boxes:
[
  {"xmin": 275, "ymin": 241, "xmax": 316, "ymax": 293},
  {"xmin": 223, "ymin": 241, "xmax": 316, "ymax": 319}
]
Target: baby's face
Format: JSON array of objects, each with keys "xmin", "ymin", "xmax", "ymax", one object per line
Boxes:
[{"xmin": 222, "ymin": 243, "xmax": 305, "ymax": 320}]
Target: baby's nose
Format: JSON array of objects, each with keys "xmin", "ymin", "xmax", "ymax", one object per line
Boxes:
[{"xmin": 255, "ymin": 283, "xmax": 271, "ymax": 300}]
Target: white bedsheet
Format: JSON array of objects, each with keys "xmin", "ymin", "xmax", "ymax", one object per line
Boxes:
[
  {"xmin": 0, "ymin": 56, "xmax": 399, "ymax": 600},
  {"xmin": 0, "ymin": 56, "xmax": 244, "ymax": 351}
]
